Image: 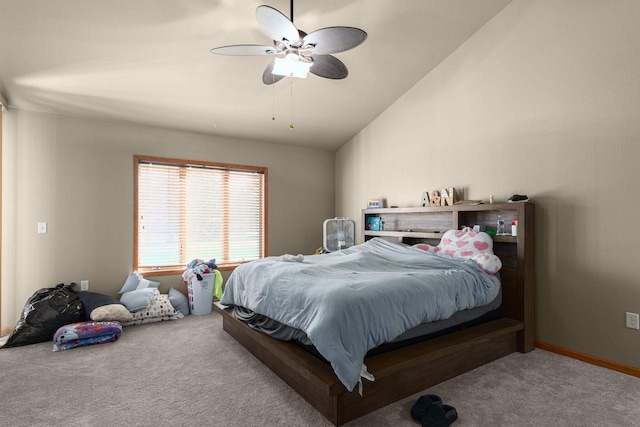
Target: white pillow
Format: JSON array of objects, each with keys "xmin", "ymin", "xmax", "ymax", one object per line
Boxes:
[
  {"xmin": 118, "ymin": 273, "xmax": 161, "ymax": 295},
  {"xmin": 90, "ymin": 304, "xmax": 134, "ymax": 322},
  {"xmin": 135, "ymin": 278, "xmax": 149, "ymax": 290},
  {"xmin": 135, "ymin": 278, "xmax": 161, "ymax": 290}
]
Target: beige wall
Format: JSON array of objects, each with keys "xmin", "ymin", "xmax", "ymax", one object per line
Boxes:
[
  {"xmin": 337, "ymin": 0, "xmax": 640, "ymax": 368},
  {"xmin": 2, "ymin": 109, "xmax": 334, "ymax": 328}
]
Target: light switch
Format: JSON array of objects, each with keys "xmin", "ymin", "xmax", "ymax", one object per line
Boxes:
[{"xmin": 37, "ymin": 222, "xmax": 47, "ymax": 234}]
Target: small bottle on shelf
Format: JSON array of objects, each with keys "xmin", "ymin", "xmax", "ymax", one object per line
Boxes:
[{"xmin": 496, "ymin": 215, "xmax": 505, "ymax": 235}]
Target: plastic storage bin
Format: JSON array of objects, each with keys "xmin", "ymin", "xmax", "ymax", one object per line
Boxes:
[{"xmin": 187, "ymin": 273, "xmax": 214, "ymax": 315}]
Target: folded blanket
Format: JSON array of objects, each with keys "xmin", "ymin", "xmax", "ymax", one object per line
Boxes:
[{"xmin": 53, "ymin": 321, "xmax": 122, "ymax": 352}]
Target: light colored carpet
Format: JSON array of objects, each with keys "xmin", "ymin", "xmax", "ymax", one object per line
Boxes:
[{"xmin": 1, "ymin": 313, "xmax": 639, "ymax": 426}]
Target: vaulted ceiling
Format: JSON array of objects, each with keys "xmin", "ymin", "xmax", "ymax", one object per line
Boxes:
[{"xmin": 0, "ymin": 0, "xmax": 511, "ymax": 150}]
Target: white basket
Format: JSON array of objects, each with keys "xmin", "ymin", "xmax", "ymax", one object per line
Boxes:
[{"xmin": 187, "ymin": 273, "xmax": 214, "ymax": 315}]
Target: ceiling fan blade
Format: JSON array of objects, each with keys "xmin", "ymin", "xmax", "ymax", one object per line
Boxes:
[
  {"xmin": 303, "ymin": 27, "xmax": 367, "ymax": 55},
  {"xmin": 210, "ymin": 44, "xmax": 280, "ymax": 56},
  {"xmin": 262, "ymin": 62, "xmax": 286, "ymax": 85},
  {"xmin": 256, "ymin": 5, "xmax": 300, "ymax": 44},
  {"xmin": 309, "ymin": 54, "xmax": 348, "ymax": 80}
]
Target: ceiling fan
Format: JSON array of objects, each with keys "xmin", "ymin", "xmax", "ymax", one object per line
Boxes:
[{"xmin": 210, "ymin": 1, "xmax": 367, "ymax": 85}]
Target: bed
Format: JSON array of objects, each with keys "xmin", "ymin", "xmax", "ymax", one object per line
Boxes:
[{"xmin": 214, "ymin": 203, "xmax": 534, "ymax": 425}]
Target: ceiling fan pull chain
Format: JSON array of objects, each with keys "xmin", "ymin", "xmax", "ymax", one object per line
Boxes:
[
  {"xmin": 289, "ymin": 79, "xmax": 294, "ymax": 129},
  {"xmin": 272, "ymin": 83, "xmax": 276, "ymax": 121}
]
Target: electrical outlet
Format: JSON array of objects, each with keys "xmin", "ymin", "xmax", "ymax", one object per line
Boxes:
[
  {"xmin": 625, "ymin": 312, "xmax": 639, "ymax": 330},
  {"xmin": 80, "ymin": 280, "xmax": 89, "ymax": 291},
  {"xmin": 37, "ymin": 222, "xmax": 47, "ymax": 234}
]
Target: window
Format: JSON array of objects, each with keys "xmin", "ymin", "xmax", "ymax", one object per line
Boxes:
[{"xmin": 134, "ymin": 155, "xmax": 267, "ymax": 275}]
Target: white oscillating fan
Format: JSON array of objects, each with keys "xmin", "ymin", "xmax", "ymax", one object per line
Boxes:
[{"xmin": 323, "ymin": 217, "xmax": 355, "ymax": 252}]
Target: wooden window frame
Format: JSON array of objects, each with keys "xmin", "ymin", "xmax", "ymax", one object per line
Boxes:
[{"xmin": 133, "ymin": 155, "xmax": 268, "ymax": 276}]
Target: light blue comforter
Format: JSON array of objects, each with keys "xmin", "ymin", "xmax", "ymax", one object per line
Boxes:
[{"xmin": 220, "ymin": 238, "xmax": 500, "ymax": 392}]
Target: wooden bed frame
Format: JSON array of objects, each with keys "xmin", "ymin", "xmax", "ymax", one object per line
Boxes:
[{"xmin": 214, "ymin": 203, "xmax": 534, "ymax": 425}]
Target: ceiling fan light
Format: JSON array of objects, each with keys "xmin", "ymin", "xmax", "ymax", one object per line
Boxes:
[{"xmin": 272, "ymin": 56, "xmax": 312, "ymax": 78}]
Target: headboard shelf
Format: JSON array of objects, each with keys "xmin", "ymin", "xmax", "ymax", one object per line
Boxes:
[
  {"xmin": 362, "ymin": 202, "xmax": 535, "ymax": 352},
  {"xmin": 363, "ymin": 203, "xmax": 528, "ymax": 244},
  {"xmin": 364, "ymin": 230, "xmax": 444, "ymax": 240},
  {"xmin": 363, "ymin": 229, "xmax": 518, "ymax": 243}
]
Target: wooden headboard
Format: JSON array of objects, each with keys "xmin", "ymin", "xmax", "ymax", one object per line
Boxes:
[{"xmin": 362, "ymin": 203, "xmax": 535, "ymax": 352}]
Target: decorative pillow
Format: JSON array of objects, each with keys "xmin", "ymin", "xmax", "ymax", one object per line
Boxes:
[
  {"xmin": 118, "ymin": 272, "xmax": 142, "ymax": 295},
  {"xmin": 120, "ymin": 293, "xmax": 183, "ymax": 327},
  {"xmin": 469, "ymin": 252, "xmax": 502, "ymax": 275},
  {"xmin": 52, "ymin": 321, "xmax": 122, "ymax": 351},
  {"xmin": 413, "ymin": 243, "xmax": 437, "ymax": 254},
  {"xmin": 76, "ymin": 291, "xmax": 124, "ymax": 319},
  {"xmin": 90, "ymin": 304, "xmax": 134, "ymax": 322},
  {"xmin": 414, "ymin": 227, "xmax": 502, "ymax": 274},
  {"xmin": 120, "ymin": 288, "xmax": 157, "ymax": 312},
  {"xmin": 135, "ymin": 278, "xmax": 161, "ymax": 291},
  {"xmin": 168, "ymin": 287, "xmax": 190, "ymax": 316},
  {"xmin": 118, "ymin": 273, "xmax": 161, "ymax": 295}
]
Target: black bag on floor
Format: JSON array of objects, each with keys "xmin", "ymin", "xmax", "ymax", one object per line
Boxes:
[{"xmin": 1, "ymin": 283, "xmax": 85, "ymax": 348}]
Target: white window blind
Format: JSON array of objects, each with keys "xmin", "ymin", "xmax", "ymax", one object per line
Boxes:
[{"xmin": 135, "ymin": 157, "xmax": 266, "ymax": 273}]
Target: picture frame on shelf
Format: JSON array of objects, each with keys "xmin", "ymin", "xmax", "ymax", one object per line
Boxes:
[
  {"xmin": 367, "ymin": 198, "xmax": 384, "ymax": 209},
  {"xmin": 365, "ymin": 216, "xmax": 381, "ymax": 231}
]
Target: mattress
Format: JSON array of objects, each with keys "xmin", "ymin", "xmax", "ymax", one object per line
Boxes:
[
  {"xmin": 221, "ymin": 237, "xmax": 502, "ymax": 391},
  {"xmin": 233, "ymin": 286, "xmax": 502, "ymax": 357}
]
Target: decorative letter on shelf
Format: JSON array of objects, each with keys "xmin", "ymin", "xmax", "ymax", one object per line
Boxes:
[
  {"xmin": 429, "ymin": 190, "xmax": 441, "ymax": 207},
  {"xmin": 440, "ymin": 187, "xmax": 455, "ymax": 206},
  {"xmin": 421, "ymin": 187, "xmax": 455, "ymax": 207}
]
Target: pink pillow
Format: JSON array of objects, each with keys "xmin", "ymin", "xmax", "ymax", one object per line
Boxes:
[{"xmin": 414, "ymin": 227, "xmax": 502, "ymax": 274}]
